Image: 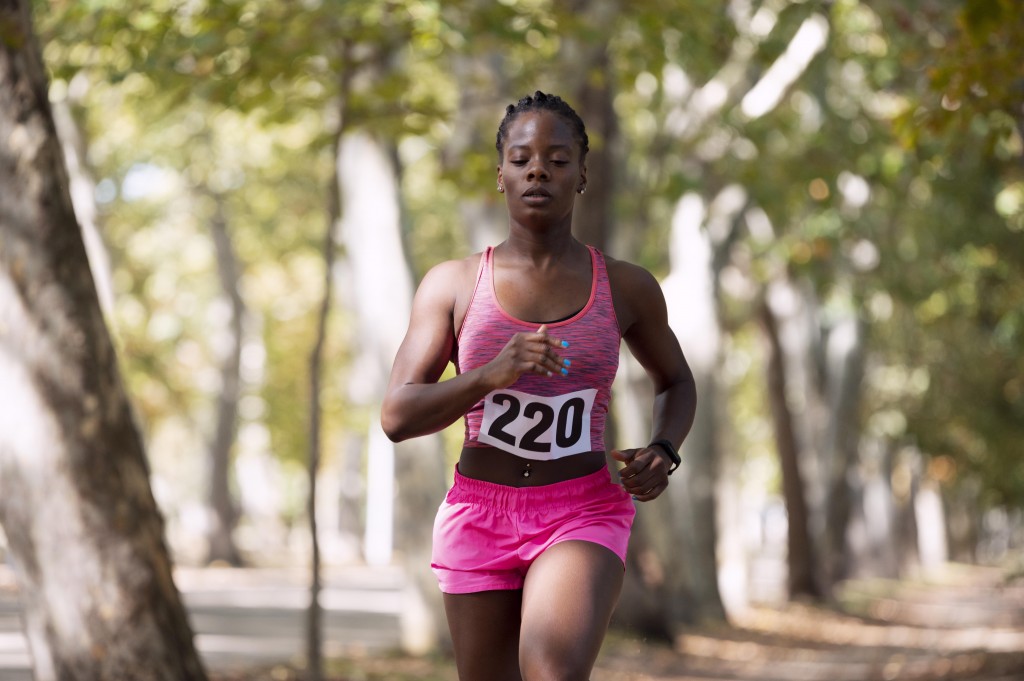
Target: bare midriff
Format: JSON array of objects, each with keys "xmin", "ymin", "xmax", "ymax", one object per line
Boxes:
[{"xmin": 457, "ymin": 447, "xmax": 608, "ymax": 487}]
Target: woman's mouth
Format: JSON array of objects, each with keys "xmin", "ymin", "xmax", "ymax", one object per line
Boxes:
[{"xmin": 522, "ymin": 187, "xmax": 552, "ymax": 203}]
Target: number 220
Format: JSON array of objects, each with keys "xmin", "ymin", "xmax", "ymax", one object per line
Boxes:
[{"xmin": 486, "ymin": 393, "xmax": 585, "ymax": 453}]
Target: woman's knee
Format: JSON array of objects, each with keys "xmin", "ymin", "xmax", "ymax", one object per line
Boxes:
[{"xmin": 518, "ymin": 631, "xmax": 595, "ymax": 681}]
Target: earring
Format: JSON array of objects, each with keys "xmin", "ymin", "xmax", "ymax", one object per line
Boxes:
[
  {"xmin": 498, "ymin": 184, "xmax": 505, "ymax": 193},
  {"xmin": 578, "ymin": 185, "xmax": 587, "ymax": 195}
]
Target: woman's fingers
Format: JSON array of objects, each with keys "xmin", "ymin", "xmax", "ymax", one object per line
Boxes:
[
  {"xmin": 535, "ymin": 324, "xmax": 570, "ymax": 351},
  {"xmin": 489, "ymin": 327, "xmax": 572, "ymax": 386},
  {"xmin": 534, "ymin": 351, "xmax": 570, "ymax": 377},
  {"xmin": 630, "ymin": 481, "xmax": 667, "ymax": 502},
  {"xmin": 530, "ymin": 325, "xmax": 570, "ymax": 376},
  {"xmin": 617, "ymin": 446, "xmax": 670, "ymax": 501}
]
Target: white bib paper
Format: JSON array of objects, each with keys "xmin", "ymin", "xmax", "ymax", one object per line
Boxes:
[{"xmin": 477, "ymin": 387, "xmax": 596, "ymax": 460}]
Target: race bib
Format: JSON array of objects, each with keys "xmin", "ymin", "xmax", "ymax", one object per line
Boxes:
[{"xmin": 477, "ymin": 388, "xmax": 596, "ymax": 460}]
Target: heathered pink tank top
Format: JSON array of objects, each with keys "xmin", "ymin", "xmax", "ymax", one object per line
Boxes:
[{"xmin": 456, "ymin": 245, "xmax": 621, "ymax": 460}]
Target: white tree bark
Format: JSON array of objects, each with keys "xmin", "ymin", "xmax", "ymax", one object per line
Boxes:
[
  {"xmin": 915, "ymin": 479, "xmax": 949, "ymax": 570},
  {"xmin": 336, "ymin": 131, "xmax": 449, "ymax": 653},
  {"xmin": 821, "ymin": 311, "xmax": 866, "ymax": 588},
  {"xmin": 661, "ymin": 192, "xmax": 727, "ymax": 627}
]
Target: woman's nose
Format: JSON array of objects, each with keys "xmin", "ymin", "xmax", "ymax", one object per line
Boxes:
[{"xmin": 526, "ymin": 161, "xmax": 549, "ymax": 181}]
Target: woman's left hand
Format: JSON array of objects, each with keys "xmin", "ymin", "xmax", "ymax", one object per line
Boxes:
[{"xmin": 610, "ymin": 447, "xmax": 671, "ymax": 502}]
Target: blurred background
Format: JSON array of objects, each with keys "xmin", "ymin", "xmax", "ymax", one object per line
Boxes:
[{"xmin": 3, "ymin": 0, "xmax": 1022, "ymax": 673}]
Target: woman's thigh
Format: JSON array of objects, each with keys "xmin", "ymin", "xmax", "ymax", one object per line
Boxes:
[
  {"xmin": 519, "ymin": 540, "xmax": 625, "ymax": 681},
  {"xmin": 443, "ymin": 589, "xmax": 523, "ymax": 681}
]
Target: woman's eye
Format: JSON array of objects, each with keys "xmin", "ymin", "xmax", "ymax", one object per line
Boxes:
[
  {"xmin": 511, "ymin": 159, "xmax": 527, "ymax": 166},
  {"xmin": 552, "ymin": 160, "xmax": 569, "ymax": 166}
]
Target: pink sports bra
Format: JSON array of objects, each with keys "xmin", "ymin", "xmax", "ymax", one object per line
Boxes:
[{"xmin": 455, "ymin": 246, "xmax": 621, "ymax": 460}]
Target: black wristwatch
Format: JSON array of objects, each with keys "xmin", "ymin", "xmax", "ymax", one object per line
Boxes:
[{"xmin": 649, "ymin": 439, "xmax": 681, "ymax": 475}]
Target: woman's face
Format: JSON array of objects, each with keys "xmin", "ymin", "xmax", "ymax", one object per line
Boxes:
[{"xmin": 497, "ymin": 110, "xmax": 586, "ymax": 228}]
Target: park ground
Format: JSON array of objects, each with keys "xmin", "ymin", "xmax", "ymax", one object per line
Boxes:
[{"xmin": 205, "ymin": 562, "xmax": 1024, "ymax": 681}]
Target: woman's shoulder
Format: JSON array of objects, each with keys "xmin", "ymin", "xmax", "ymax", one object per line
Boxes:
[
  {"xmin": 602, "ymin": 253, "xmax": 667, "ymax": 334},
  {"xmin": 415, "ymin": 252, "xmax": 486, "ymax": 309},
  {"xmin": 602, "ymin": 253, "xmax": 662, "ymax": 297},
  {"xmin": 423, "ymin": 252, "xmax": 484, "ymax": 288}
]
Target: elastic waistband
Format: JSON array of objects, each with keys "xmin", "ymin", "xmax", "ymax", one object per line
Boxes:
[{"xmin": 449, "ymin": 466, "xmax": 614, "ymax": 511}]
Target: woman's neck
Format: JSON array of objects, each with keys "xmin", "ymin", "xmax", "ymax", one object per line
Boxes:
[
  {"xmin": 501, "ymin": 224, "xmax": 577, "ymax": 259},
  {"xmin": 499, "ymin": 230, "xmax": 582, "ymax": 270}
]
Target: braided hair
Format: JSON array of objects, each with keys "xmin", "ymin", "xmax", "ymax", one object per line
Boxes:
[{"xmin": 495, "ymin": 91, "xmax": 589, "ymax": 163}]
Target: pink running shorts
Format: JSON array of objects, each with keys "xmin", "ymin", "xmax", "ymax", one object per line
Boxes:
[{"xmin": 431, "ymin": 466, "xmax": 636, "ymax": 594}]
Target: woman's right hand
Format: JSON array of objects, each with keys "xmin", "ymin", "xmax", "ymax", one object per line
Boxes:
[{"xmin": 485, "ymin": 325, "xmax": 570, "ymax": 388}]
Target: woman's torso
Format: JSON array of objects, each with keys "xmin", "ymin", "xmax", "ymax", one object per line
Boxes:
[{"xmin": 452, "ymin": 243, "xmax": 621, "ymax": 487}]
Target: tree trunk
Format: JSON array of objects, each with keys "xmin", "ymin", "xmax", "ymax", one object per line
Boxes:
[
  {"xmin": 335, "ymin": 433, "xmax": 365, "ymax": 562},
  {"xmin": 336, "ymin": 130, "xmax": 449, "ymax": 653},
  {"xmin": 0, "ymin": 2, "xmax": 207, "ymax": 679},
  {"xmin": 304, "ymin": 113, "xmax": 349, "ymax": 681},
  {"xmin": 614, "ymin": 192, "xmax": 729, "ymax": 635},
  {"xmin": 206, "ymin": 191, "xmax": 244, "ymax": 567},
  {"xmin": 50, "ymin": 78, "xmax": 115, "ymax": 318},
  {"xmin": 893, "ymin": 447, "xmax": 921, "ymax": 576},
  {"xmin": 444, "ymin": 55, "xmax": 506, "ymax": 253},
  {"xmin": 915, "ymin": 477, "xmax": 949, "ymax": 570},
  {"xmin": 945, "ymin": 480, "xmax": 980, "ymax": 564},
  {"xmin": 759, "ymin": 289, "xmax": 821, "ymax": 600},
  {"xmin": 570, "ymin": 36, "xmax": 617, "ymax": 252},
  {"xmin": 854, "ymin": 440, "xmax": 900, "ymax": 578},
  {"xmin": 663, "ymin": 193, "xmax": 729, "ymax": 626},
  {"xmin": 610, "ymin": 352, "xmax": 673, "ymax": 638},
  {"xmin": 306, "ymin": 218, "xmax": 329, "ymax": 681},
  {"xmin": 392, "ymin": 435, "xmax": 450, "ymax": 653},
  {"xmin": 821, "ymin": 314, "xmax": 866, "ymax": 591}
]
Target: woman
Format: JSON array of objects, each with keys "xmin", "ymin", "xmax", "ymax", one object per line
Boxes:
[{"xmin": 381, "ymin": 91, "xmax": 696, "ymax": 681}]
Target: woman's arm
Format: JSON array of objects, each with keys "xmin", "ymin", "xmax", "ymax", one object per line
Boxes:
[
  {"xmin": 381, "ymin": 260, "xmax": 482, "ymax": 441},
  {"xmin": 609, "ymin": 260, "xmax": 697, "ymax": 501},
  {"xmin": 381, "ymin": 259, "xmax": 570, "ymax": 442}
]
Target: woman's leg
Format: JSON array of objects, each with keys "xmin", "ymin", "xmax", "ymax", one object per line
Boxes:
[
  {"xmin": 443, "ymin": 589, "xmax": 524, "ymax": 681},
  {"xmin": 518, "ymin": 541, "xmax": 625, "ymax": 681}
]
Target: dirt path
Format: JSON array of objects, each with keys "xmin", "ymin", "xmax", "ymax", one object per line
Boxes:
[
  {"xmin": 594, "ymin": 565, "xmax": 1024, "ymax": 681},
  {"xmin": 208, "ymin": 563, "xmax": 1024, "ymax": 681}
]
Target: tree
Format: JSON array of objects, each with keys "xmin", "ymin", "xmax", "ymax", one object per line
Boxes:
[
  {"xmin": 758, "ymin": 283, "xmax": 822, "ymax": 599},
  {"xmin": 0, "ymin": 1, "xmax": 207, "ymax": 679},
  {"xmin": 204, "ymin": 182, "xmax": 246, "ymax": 567},
  {"xmin": 306, "ymin": 124, "xmax": 341, "ymax": 681},
  {"xmin": 337, "ymin": 125, "xmax": 450, "ymax": 653}
]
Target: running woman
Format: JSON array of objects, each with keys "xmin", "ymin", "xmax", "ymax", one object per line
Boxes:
[{"xmin": 382, "ymin": 91, "xmax": 697, "ymax": 681}]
